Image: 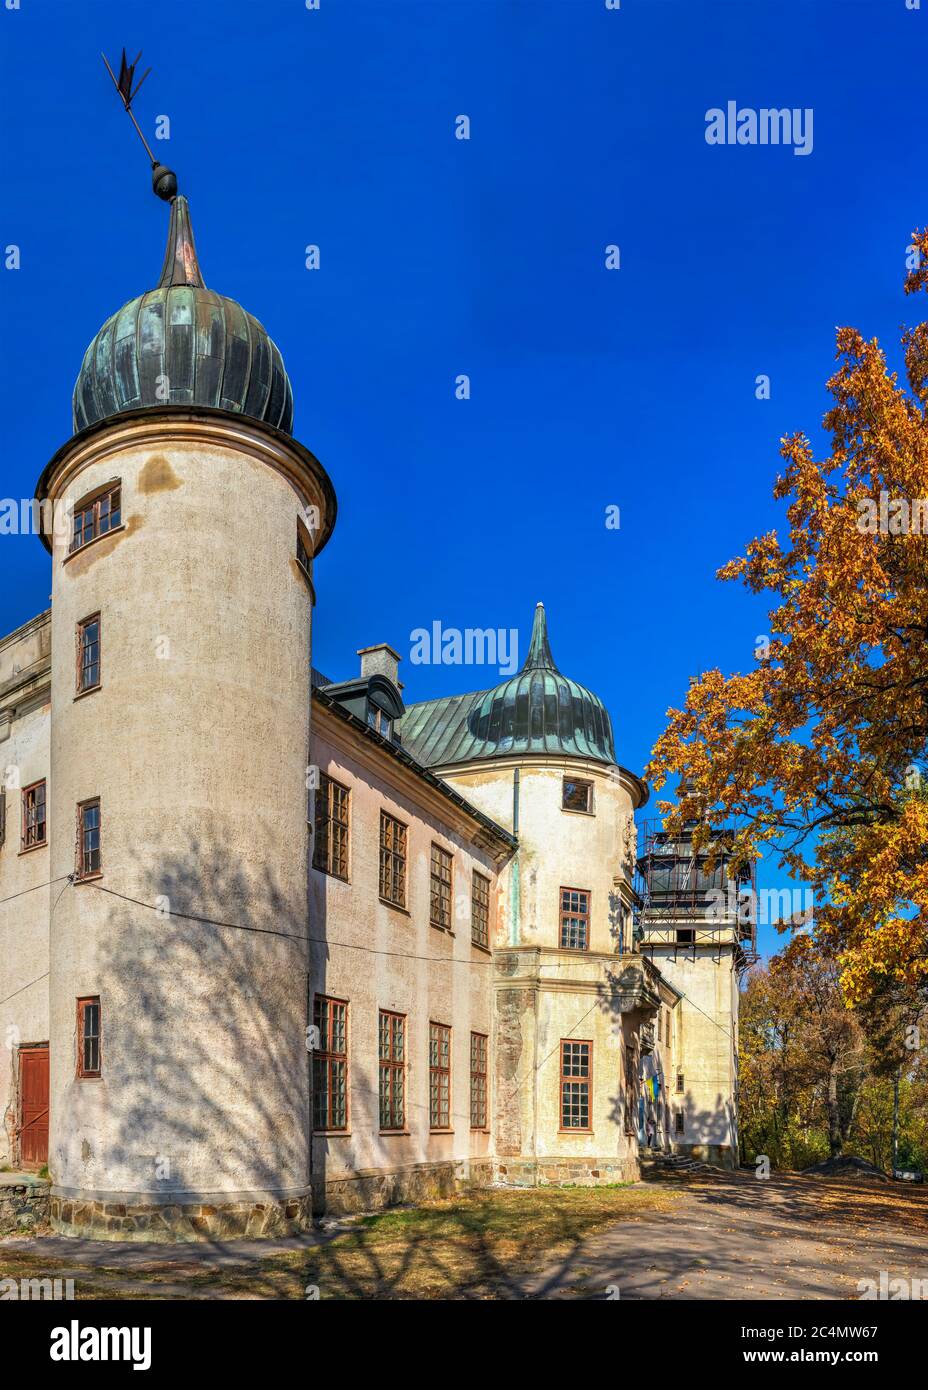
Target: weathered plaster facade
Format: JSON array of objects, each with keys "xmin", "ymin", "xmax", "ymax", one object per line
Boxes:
[{"xmin": 0, "ymin": 184, "xmax": 744, "ymax": 1240}]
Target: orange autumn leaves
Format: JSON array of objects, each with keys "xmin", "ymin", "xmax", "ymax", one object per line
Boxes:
[{"xmin": 648, "ymin": 228, "xmax": 928, "ymax": 1007}]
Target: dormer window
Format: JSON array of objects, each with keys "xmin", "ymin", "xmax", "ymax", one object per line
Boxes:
[
  {"xmin": 70, "ymin": 482, "xmax": 121, "ymax": 554},
  {"xmin": 367, "ymin": 704, "xmax": 393, "ymax": 740}
]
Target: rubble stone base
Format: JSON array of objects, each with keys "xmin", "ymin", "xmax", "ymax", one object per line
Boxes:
[{"xmin": 49, "ymin": 1192, "xmax": 313, "ymax": 1242}]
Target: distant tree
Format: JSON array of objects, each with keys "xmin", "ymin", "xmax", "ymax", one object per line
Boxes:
[{"xmin": 649, "ymin": 228, "xmax": 928, "ymax": 1009}]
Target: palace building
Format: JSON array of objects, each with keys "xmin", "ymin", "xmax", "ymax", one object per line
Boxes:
[{"xmin": 0, "ymin": 185, "xmax": 752, "ymax": 1240}]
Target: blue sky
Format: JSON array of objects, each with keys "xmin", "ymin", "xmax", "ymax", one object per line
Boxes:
[{"xmin": 1, "ymin": 0, "xmax": 925, "ymax": 956}]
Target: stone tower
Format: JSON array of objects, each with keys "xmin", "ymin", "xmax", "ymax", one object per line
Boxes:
[
  {"xmin": 636, "ymin": 822, "xmax": 757, "ymax": 1168},
  {"xmin": 35, "ymin": 185, "xmax": 336, "ymax": 1239}
]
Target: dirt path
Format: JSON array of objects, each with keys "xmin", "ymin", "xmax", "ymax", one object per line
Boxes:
[{"xmin": 524, "ymin": 1170, "xmax": 928, "ymax": 1299}]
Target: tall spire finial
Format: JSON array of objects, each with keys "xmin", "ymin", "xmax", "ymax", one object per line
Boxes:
[
  {"xmin": 101, "ymin": 48, "xmax": 178, "ymax": 202},
  {"xmin": 156, "ymin": 196, "xmax": 206, "ymax": 289},
  {"xmin": 521, "ymin": 602, "xmax": 559, "ymax": 673}
]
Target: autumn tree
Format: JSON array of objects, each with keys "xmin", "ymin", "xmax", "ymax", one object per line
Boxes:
[{"xmin": 649, "ymin": 229, "xmax": 928, "ymax": 1008}]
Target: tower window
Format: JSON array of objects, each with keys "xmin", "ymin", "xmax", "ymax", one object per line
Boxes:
[
  {"xmin": 379, "ymin": 1010, "xmax": 406, "ymax": 1132},
  {"xmin": 676, "ymin": 1072, "xmax": 685, "ymax": 1094},
  {"xmin": 296, "ymin": 525, "xmax": 312, "ymax": 578},
  {"xmin": 471, "ymin": 870, "xmax": 491, "ymax": 949},
  {"xmin": 560, "ymin": 1040, "xmax": 592, "ymax": 1130},
  {"xmin": 429, "ymin": 1022, "xmax": 452, "ymax": 1130},
  {"xmin": 70, "ymin": 483, "xmax": 121, "ymax": 554},
  {"xmin": 676, "ymin": 927, "xmax": 695, "ymax": 945},
  {"xmin": 21, "ymin": 781, "xmax": 47, "ymax": 850},
  {"xmin": 379, "ymin": 811, "xmax": 407, "ymax": 909},
  {"xmin": 674, "ymin": 1107, "xmax": 685, "ymax": 1136},
  {"xmin": 430, "ymin": 843, "xmax": 453, "ymax": 931},
  {"xmin": 77, "ymin": 614, "xmax": 101, "ymax": 694},
  {"xmin": 313, "ymin": 773, "xmax": 350, "ymax": 880},
  {"xmin": 560, "ymin": 887, "xmax": 591, "ymax": 950},
  {"xmin": 312, "ymin": 996, "xmax": 348, "ymax": 1131},
  {"xmin": 470, "ymin": 1031, "xmax": 488, "ymax": 1129},
  {"xmin": 562, "ymin": 777, "xmax": 593, "ymax": 814},
  {"xmin": 77, "ymin": 799, "xmax": 101, "ymax": 878},
  {"xmin": 77, "ymin": 997, "xmax": 101, "ymax": 1079}
]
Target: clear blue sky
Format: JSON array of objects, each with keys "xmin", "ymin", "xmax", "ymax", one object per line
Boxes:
[{"xmin": 1, "ymin": 0, "xmax": 925, "ymax": 956}]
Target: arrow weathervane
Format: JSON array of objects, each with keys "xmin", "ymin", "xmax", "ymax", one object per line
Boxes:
[{"xmin": 101, "ymin": 48, "xmax": 177, "ymax": 201}]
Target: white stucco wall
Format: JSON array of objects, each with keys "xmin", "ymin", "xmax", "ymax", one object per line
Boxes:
[
  {"xmin": 41, "ymin": 413, "xmax": 332, "ymax": 1205},
  {"xmin": 308, "ymin": 709, "xmax": 500, "ymax": 1194},
  {"xmin": 0, "ymin": 615, "xmax": 51, "ymax": 1166}
]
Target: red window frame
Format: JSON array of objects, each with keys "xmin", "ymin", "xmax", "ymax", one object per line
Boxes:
[
  {"xmin": 470, "ymin": 1031, "xmax": 488, "ymax": 1130},
  {"xmin": 379, "ymin": 811, "xmax": 407, "ymax": 909},
  {"xmin": 77, "ymin": 996, "xmax": 101, "ymax": 1079},
  {"xmin": 313, "ymin": 773, "xmax": 350, "ymax": 880},
  {"xmin": 378, "ymin": 1010, "xmax": 406, "ymax": 1132},
  {"xmin": 559, "ymin": 887, "xmax": 591, "ymax": 950},
  {"xmin": 70, "ymin": 483, "xmax": 121, "ymax": 554},
  {"xmin": 21, "ymin": 780, "xmax": 47, "ymax": 850},
  {"xmin": 429, "ymin": 1021, "xmax": 451, "ymax": 1131},
  {"xmin": 429, "ymin": 843, "xmax": 453, "ymax": 931},
  {"xmin": 471, "ymin": 870, "xmax": 490, "ymax": 949},
  {"xmin": 76, "ymin": 613, "xmax": 101, "ymax": 694},
  {"xmin": 560, "ymin": 1039, "xmax": 592, "ymax": 1131},
  {"xmin": 312, "ymin": 995, "xmax": 348, "ymax": 1132},
  {"xmin": 77, "ymin": 798, "xmax": 101, "ymax": 879}
]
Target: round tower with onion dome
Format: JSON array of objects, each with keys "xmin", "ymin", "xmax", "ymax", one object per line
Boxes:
[
  {"xmin": 398, "ymin": 604, "xmax": 670, "ymax": 1184},
  {"xmin": 36, "ymin": 172, "xmax": 335, "ymax": 1240}
]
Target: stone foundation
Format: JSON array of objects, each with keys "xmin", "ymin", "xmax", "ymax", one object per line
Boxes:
[
  {"xmin": 0, "ymin": 1175, "xmax": 51, "ymax": 1235},
  {"xmin": 492, "ymin": 1156, "xmax": 639, "ymax": 1188},
  {"xmin": 313, "ymin": 1159, "xmax": 466, "ymax": 1216},
  {"xmin": 49, "ymin": 1191, "xmax": 313, "ymax": 1242}
]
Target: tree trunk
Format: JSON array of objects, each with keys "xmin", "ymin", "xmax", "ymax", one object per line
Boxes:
[{"xmin": 827, "ymin": 1064, "xmax": 843, "ymax": 1157}]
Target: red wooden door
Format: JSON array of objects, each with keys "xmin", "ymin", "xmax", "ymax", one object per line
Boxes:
[{"xmin": 19, "ymin": 1046, "xmax": 49, "ymax": 1167}]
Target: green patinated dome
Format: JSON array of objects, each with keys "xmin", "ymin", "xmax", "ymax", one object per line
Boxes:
[
  {"xmin": 72, "ymin": 196, "xmax": 293, "ymax": 435},
  {"xmin": 399, "ymin": 604, "xmax": 618, "ymax": 766}
]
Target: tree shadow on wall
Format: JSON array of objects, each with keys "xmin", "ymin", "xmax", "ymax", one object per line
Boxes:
[{"xmin": 89, "ymin": 838, "xmax": 311, "ymax": 1225}]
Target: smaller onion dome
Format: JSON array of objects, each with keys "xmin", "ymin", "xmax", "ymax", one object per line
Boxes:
[
  {"xmin": 72, "ymin": 195, "xmax": 293, "ymax": 435},
  {"xmin": 465, "ymin": 603, "xmax": 617, "ymax": 763}
]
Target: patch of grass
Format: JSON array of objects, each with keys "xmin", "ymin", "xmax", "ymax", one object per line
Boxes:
[
  {"xmin": 0, "ymin": 1185, "xmax": 680, "ymax": 1301},
  {"xmin": 289, "ymin": 1185, "xmax": 680, "ymax": 1300}
]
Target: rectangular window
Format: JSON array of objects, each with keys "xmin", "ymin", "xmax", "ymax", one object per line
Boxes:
[
  {"xmin": 429, "ymin": 1022, "xmax": 451, "ymax": 1130},
  {"xmin": 312, "ymin": 996, "xmax": 348, "ymax": 1131},
  {"xmin": 312, "ymin": 773, "xmax": 350, "ymax": 880},
  {"xmin": 378, "ymin": 1010, "xmax": 406, "ymax": 1131},
  {"xmin": 560, "ymin": 887, "xmax": 590, "ymax": 950},
  {"xmin": 77, "ymin": 614, "xmax": 101, "ymax": 693},
  {"xmin": 70, "ymin": 483, "xmax": 121, "ymax": 554},
  {"xmin": 676, "ymin": 1072, "xmax": 685, "ymax": 1094},
  {"xmin": 21, "ymin": 781, "xmax": 47, "ymax": 850},
  {"xmin": 379, "ymin": 811, "xmax": 407, "ymax": 909},
  {"xmin": 77, "ymin": 799, "xmax": 101, "ymax": 877},
  {"xmin": 296, "ymin": 525, "xmax": 312, "ymax": 579},
  {"xmin": 562, "ymin": 777, "xmax": 593, "ymax": 814},
  {"xmin": 674, "ymin": 1107, "xmax": 685, "ymax": 1136},
  {"xmin": 430, "ymin": 843, "xmax": 453, "ymax": 931},
  {"xmin": 77, "ymin": 997, "xmax": 101, "ymax": 1078},
  {"xmin": 471, "ymin": 870, "xmax": 490, "ymax": 949},
  {"xmin": 676, "ymin": 927, "xmax": 695, "ymax": 945},
  {"xmin": 470, "ymin": 1031, "xmax": 488, "ymax": 1129},
  {"xmin": 560, "ymin": 1040, "xmax": 592, "ymax": 1131}
]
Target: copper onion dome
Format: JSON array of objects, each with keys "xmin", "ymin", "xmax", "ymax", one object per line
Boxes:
[
  {"xmin": 72, "ymin": 194, "xmax": 293, "ymax": 434},
  {"xmin": 398, "ymin": 604, "xmax": 618, "ymax": 767}
]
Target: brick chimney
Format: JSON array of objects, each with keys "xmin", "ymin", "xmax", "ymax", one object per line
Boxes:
[{"xmin": 358, "ymin": 643, "xmax": 401, "ymax": 688}]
